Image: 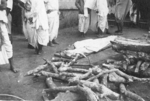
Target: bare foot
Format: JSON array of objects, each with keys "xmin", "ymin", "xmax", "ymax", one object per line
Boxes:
[{"xmin": 10, "ymin": 67, "xmax": 19, "ymax": 73}]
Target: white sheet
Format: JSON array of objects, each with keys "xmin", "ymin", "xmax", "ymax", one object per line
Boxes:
[{"xmin": 64, "ymin": 36, "xmax": 118, "ymax": 57}]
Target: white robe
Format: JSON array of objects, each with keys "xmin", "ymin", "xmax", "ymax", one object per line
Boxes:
[
  {"xmin": 78, "ymin": 14, "xmax": 89, "ymax": 34},
  {"xmin": 84, "ymin": 0, "xmax": 98, "ymax": 32},
  {"xmin": 96, "ymin": 0, "xmax": 109, "ymax": 32},
  {"xmin": 0, "ymin": 22, "xmax": 12, "ymax": 65},
  {"xmin": 0, "ymin": 2, "xmax": 12, "ymax": 65},
  {"xmin": 7, "ymin": 0, "xmax": 13, "ymax": 34},
  {"xmin": 44, "ymin": 0, "xmax": 59, "ymax": 41},
  {"xmin": 23, "ymin": 0, "xmax": 49, "ymax": 47}
]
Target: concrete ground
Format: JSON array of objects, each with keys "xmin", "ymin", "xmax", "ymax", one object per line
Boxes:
[{"xmin": 0, "ymin": 26, "xmax": 150, "ymax": 101}]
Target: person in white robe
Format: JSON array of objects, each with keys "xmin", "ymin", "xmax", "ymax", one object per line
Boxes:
[
  {"xmin": 84, "ymin": 0, "xmax": 98, "ymax": 33},
  {"xmin": 75, "ymin": 0, "xmax": 89, "ymax": 37},
  {"xmin": 0, "ymin": 0, "xmax": 18, "ymax": 73},
  {"xmin": 6, "ymin": 0, "xmax": 13, "ymax": 43},
  {"xmin": 96, "ymin": 0, "xmax": 111, "ymax": 37},
  {"xmin": 44, "ymin": 0, "xmax": 59, "ymax": 47},
  {"xmin": 20, "ymin": 0, "xmax": 49, "ymax": 54}
]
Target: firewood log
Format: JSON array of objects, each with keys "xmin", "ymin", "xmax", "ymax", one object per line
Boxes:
[
  {"xmin": 88, "ymin": 69, "xmax": 118, "ymax": 81},
  {"xmin": 46, "ymin": 77, "xmax": 56, "ymax": 89},
  {"xmin": 25, "ymin": 64, "xmax": 48, "ymax": 76},
  {"xmin": 134, "ymin": 61, "xmax": 143, "ymax": 73},
  {"xmin": 115, "ymin": 69, "xmax": 150, "ymax": 82},
  {"xmin": 119, "ymin": 84, "xmax": 145, "ymax": 101},
  {"xmin": 54, "ymin": 53, "xmax": 73, "ymax": 59},
  {"xmin": 111, "ymin": 37, "xmax": 150, "ymax": 53},
  {"xmin": 45, "ymin": 80, "xmax": 100, "ymax": 101},
  {"xmin": 51, "ymin": 57, "xmax": 71, "ymax": 62},
  {"xmin": 60, "ymin": 67, "xmax": 89, "ymax": 73},
  {"xmin": 40, "ymin": 71, "xmax": 68, "ymax": 81},
  {"xmin": 140, "ymin": 62, "xmax": 150, "ymax": 72},
  {"xmin": 43, "ymin": 59, "xmax": 58, "ymax": 73},
  {"xmin": 67, "ymin": 54, "xmax": 80, "ymax": 66},
  {"xmin": 102, "ymin": 63, "xmax": 121, "ymax": 69},
  {"xmin": 101, "ymin": 74, "xmax": 108, "ymax": 87},
  {"xmin": 59, "ymin": 72, "xmax": 81, "ymax": 77},
  {"xmin": 108, "ymin": 72, "xmax": 126, "ymax": 83},
  {"xmin": 73, "ymin": 80, "xmax": 120, "ymax": 100},
  {"xmin": 69, "ymin": 70, "xmax": 93, "ymax": 82}
]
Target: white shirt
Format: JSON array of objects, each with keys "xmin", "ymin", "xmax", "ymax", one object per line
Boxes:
[
  {"xmin": 0, "ymin": 0, "xmax": 8, "ymax": 23},
  {"xmin": 44, "ymin": 0, "xmax": 59, "ymax": 10},
  {"xmin": 96, "ymin": 0, "xmax": 109, "ymax": 16},
  {"xmin": 7, "ymin": 0, "xmax": 13, "ymax": 11}
]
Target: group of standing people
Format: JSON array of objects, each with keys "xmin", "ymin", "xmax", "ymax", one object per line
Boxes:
[
  {"xmin": 75, "ymin": 0, "xmax": 133, "ymax": 37},
  {"xmin": 0, "ymin": 0, "xmax": 60, "ymax": 73},
  {"xmin": 20, "ymin": 0, "xmax": 60, "ymax": 54}
]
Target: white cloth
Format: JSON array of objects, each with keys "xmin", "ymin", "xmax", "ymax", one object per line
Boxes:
[
  {"xmin": 44, "ymin": 0, "xmax": 59, "ymax": 10},
  {"xmin": 0, "ymin": 0, "xmax": 8, "ymax": 23},
  {"xmin": 64, "ymin": 36, "xmax": 118, "ymax": 57},
  {"xmin": 0, "ymin": 22, "xmax": 12, "ymax": 65},
  {"xmin": 23, "ymin": 0, "xmax": 49, "ymax": 47},
  {"xmin": 7, "ymin": 0, "xmax": 13, "ymax": 11},
  {"xmin": 78, "ymin": 14, "xmax": 89, "ymax": 34},
  {"xmin": 98, "ymin": 15, "xmax": 108, "ymax": 32},
  {"xmin": 47, "ymin": 11, "xmax": 59, "ymax": 41},
  {"xmin": 44, "ymin": 0, "xmax": 59, "ymax": 41},
  {"xmin": 84, "ymin": 0, "xmax": 97, "ymax": 10},
  {"xmin": 7, "ymin": 13, "xmax": 12, "ymax": 34},
  {"xmin": 25, "ymin": 0, "xmax": 49, "ymax": 30},
  {"xmin": 89, "ymin": 10, "xmax": 98, "ymax": 32},
  {"xmin": 96, "ymin": 0, "xmax": 109, "ymax": 17}
]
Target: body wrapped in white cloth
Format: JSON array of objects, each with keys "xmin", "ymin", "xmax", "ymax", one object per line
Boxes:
[{"xmin": 64, "ymin": 36, "xmax": 118, "ymax": 57}]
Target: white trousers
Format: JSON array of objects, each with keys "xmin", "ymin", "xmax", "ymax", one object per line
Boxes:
[
  {"xmin": 98, "ymin": 15, "xmax": 108, "ymax": 32},
  {"xmin": 47, "ymin": 11, "xmax": 59, "ymax": 41},
  {"xmin": 0, "ymin": 22, "xmax": 12, "ymax": 65},
  {"xmin": 24, "ymin": 20, "xmax": 49, "ymax": 48},
  {"xmin": 78, "ymin": 14, "xmax": 90, "ymax": 34}
]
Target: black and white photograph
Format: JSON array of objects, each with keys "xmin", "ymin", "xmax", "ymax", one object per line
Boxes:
[{"xmin": 0, "ymin": 0, "xmax": 150, "ymax": 101}]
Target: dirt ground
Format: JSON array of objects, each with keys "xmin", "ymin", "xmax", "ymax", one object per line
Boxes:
[{"xmin": 0, "ymin": 26, "xmax": 150, "ymax": 101}]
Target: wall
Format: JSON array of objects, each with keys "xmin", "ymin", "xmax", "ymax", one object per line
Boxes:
[{"xmin": 59, "ymin": 0, "xmax": 78, "ymax": 28}]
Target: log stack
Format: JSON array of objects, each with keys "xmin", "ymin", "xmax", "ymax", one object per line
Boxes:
[
  {"xmin": 110, "ymin": 37, "xmax": 150, "ymax": 77},
  {"xmin": 25, "ymin": 57, "xmax": 148, "ymax": 101},
  {"xmin": 25, "ymin": 37, "xmax": 150, "ymax": 101}
]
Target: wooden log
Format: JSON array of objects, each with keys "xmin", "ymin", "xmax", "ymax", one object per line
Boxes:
[
  {"xmin": 51, "ymin": 57, "xmax": 71, "ymax": 62},
  {"xmin": 59, "ymin": 72, "xmax": 79, "ymax": 77},
  {"xmin": 108, "ymin": 72, "xmax": 126, "ymax": 83},
  {"xmin": 111, "ymin": 37, "xmax": 150, "ymax": 53},
  {"xmin": 119, "ymin": 84, "xmax": 145, "ymax": 101},
  {"xmin": 115, "ymin": 69, "xmax": 150, "ymax": 82},
  {"xmin": 59, "ymin": 67, "xmax": 88, "ymax": 73},
  {"xmin": 25, "ymin": 64, "xmax": 48, "ymax": 76},
  {"xmin": 74, "ymin": 80, "xmax": 120, "ymax": 100},
  {"xmin": 43, "ymin": 59, "xmax": 58, "ymax": 73},
  {"xmin": 140, "ymin": 62, "xmax": 150, "ymax": 71},
  {"xmin": 134, "ymin": 61, "xmax": 143, "ymax": 73},
  {"xmin": 88, "ymin": 69, "xmax": 118, "ymax": 81},
  {"xmin": 67, "ymin": 54, "xmax": 80, "ymax": 66},
  {"xmin": 101, "ymin": 74, "xmax": 108, "ymax": 87},
  {"xmin": 102, "ymin": 63, "xmax": 121, "ymax": 69},
  {"xmin": 54, "ymin": 53, "xmax": 73, "ymax": 59},
  {"xmin": 45, "ymin": 80, "xmax": 100, "ymax": 101}
]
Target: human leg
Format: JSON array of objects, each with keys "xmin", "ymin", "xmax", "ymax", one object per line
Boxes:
[{"xmin": 1, "ymin": 22, "xmax": 18, "ymax": 73}]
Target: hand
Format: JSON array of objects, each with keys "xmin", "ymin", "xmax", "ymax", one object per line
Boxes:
[
  {"xmin": 79, "ymin": 8, "xmax": 84, "ymax": 14},
  {"xmin": 6, "ymin": 8, "xmax": 11, "ymax": 16},
  {"xmin": 28, "ymin": 17, "xmax": 33, "ymax": 23}
]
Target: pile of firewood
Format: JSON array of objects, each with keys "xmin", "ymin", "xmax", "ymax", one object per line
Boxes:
[
  {"xmin": 25, "ymin": 57, "xmax": 149, "ymax": 101},
  {"xmin": 109, "ymin": 37, "xmax": 150, "ymax": 77},
  {"xmin": 25, "ymin": 37, "xmax": 150, "ymax": 101}
]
